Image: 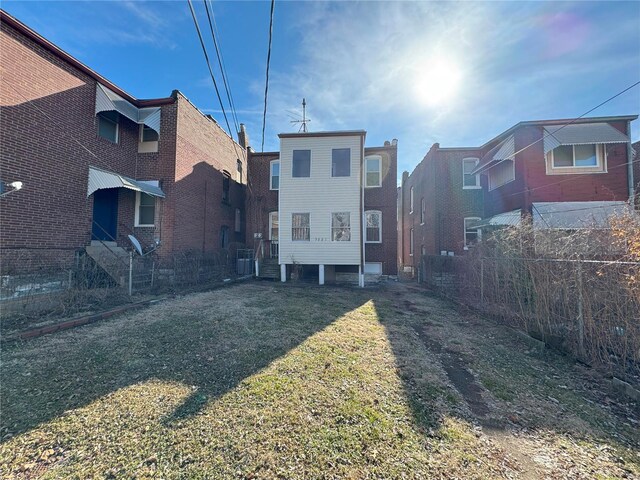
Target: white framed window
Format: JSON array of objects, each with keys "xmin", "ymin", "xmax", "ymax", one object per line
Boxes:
[
  {"xmin": 464, "ymin": 217, "xmax": 482, "ymax": 250},
  {"xmin": 463, "ymin": 158, "xmax": 481, "ymax": 189},
  {"xmin": 331, "ymin": 212, "xmax": 351, "ymax": 241},
  {"xmin": 488, "ymin": 160, "xmax": 515, "ymax": 191},
  {"xmin": 138, "ymin": 124, "xmax": 159, "ymax": 153},
  {"xmin": 292, "ymin": 150, "xmax": 311, "ymax": 177},
  {"xmin": 269, "ymin": 211, "xmax": 279, "ymax": 241},
  {"xmin": 409, "ymin": 186, "xmax": 414, "ymax": 213},
  {"xmin": 545, "ymin": 144, "xmax": 606, "ymax": 175},
  {"xmin": 365, "ymin": 210, "xmax": 382, "ymax": 243},
  {"xmin": 270, "ymin": 160, "xmax": 280, "ymax": 190},
  {"xmin": 135, "ymin": 192, "xmax": 155, "ymax": 227},
  {"xmin": 292, "ymin": 213, "xmax": 310, "ymax": 241},
  {"xmin": 98, "ymin": 111, "xmax": 119, "ymax": 143},
  {"xmin": 236, "ymin": 159, "xmax": 243, "ymax": 183},
  {"xmin": 420, "ymin": 198, "xmax": 425, "ymax": 224},
  {"xmin": 409, "ymin": 227, "xmax": 414, "ymax": 256},
  {"xmin": 365, "ymin": 155, "xmax": 382, "ymax": 187},
  {"xmin": 331, "ymin": 148, "xmax": 351, "ymax": 177},
  {"xmin": 235, "ymin": 208, "xmax": 241, "ymax": 233},
  {"xmin": 364, "ymin": 262, "xmax": 382, "ymax": 274}
]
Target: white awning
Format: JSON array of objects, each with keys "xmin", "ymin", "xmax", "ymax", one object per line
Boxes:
[
  {"xmin": 532, "ymin": 201, "xmax": 633, "ymax": 229},
  {"xmin": 87, "ymin": 167, "xmax": 165, "ymax": 198},
  {"xmin": 469, "ymin": 209, "xmax": 521, "ymax": 229},
  {"xmin": 95, "ymin": 84, "xmax": 161, "ymax": 134},
  {"xmin": 543, "ymin": 123, "xmax": 629, "ymax": 154},
  {"xmin": 472, "ymin": 135, "xmax": 515, "ymax": 175}
]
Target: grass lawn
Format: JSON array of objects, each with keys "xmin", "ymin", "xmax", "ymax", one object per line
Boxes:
[{"xmin": 1, "ymin": 282, "xmax": 638, "ymax": 479}]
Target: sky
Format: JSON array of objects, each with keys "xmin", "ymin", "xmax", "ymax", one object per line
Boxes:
[{"xmin": 4, "ymin": 1, "xmax": 640, "ymax": 180}]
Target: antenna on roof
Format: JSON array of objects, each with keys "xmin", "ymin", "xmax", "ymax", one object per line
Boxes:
[{"xmin": 290, "ymin": 98, "xmax": 311, "ymax": 133}]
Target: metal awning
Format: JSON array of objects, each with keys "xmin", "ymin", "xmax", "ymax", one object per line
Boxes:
[
  {"xmin": 87, "ymin": 167, "xmax": 165, "ymax": 198},
  {"xmin": 95, "ymin": 84, "xmax": 161, "ymax": 134},
  {"xmin": 532, "ymin": 201, "xmax": 633, "ymax": 229},
  {"xmin": 471, "ymin": 135, "xmax": 515, "ymax": 175},
  {"xmin": 468, "ymin": 209, "xmax": 521, "ymax": 229},
  {"xmin": 542, "ymin": 123, "xmax": 629, "ymax": 154}
]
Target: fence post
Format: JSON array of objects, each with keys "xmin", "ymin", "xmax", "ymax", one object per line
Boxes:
[
  {"xmin": 480, "ymin": 258, "xmax": 484, "ymax": 306},
  {"xmin": 151, "ymin": 261, "xmax": 155, "ymax": 289},
  {"xmin": 128, "ymin": 251, "xmax": 133, "ymax": 296},
  {"xmin": 576, "ymin": 260, "xmax": 585, "ymax": 360}
]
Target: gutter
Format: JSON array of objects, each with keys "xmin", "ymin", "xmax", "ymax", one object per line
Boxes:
[
  {"xmin": 627, "ymin": 121, "xmax": 635, "ymax": 205},
  {"xmin": 360, "ymin": 134, "xmax": 365, "ymax": 287}
]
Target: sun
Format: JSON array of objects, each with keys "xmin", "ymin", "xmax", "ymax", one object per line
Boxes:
[{"xmin": 414, "ymin": 57, "xmax": 463, "ymax": 106}]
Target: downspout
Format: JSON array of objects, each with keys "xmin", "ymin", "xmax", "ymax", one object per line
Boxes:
[
  {"xmin": 627, "ymin": 121, "xmax": 635, "ymax": 206},
  {"xmin": 359, "ymin": 134, "xmax": 365, "ymax": 288}
]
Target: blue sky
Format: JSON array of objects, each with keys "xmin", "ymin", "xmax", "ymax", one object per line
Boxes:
[{"xmin": 4, "ymin": 1, "xmax": 639, "ymax": 179}]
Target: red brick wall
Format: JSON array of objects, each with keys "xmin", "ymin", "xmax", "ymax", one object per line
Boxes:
[
  {"xmin": 0, "ymin": 21, "xmax": 178, "ymax": 271},
  {"xmin": 364, "ymin": 146, "xmax": 397, "ymax": 275},
  {"xmin": 171, "ymin": 94, "xmax": 246, "ymax": 254},
  {"xmin": 246, "ymin": 151, "xmax": 279, "ymax": 251}
]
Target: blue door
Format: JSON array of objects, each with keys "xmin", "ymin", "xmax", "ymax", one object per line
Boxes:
[{"xmin": 92, "ymin": 189, "xmax": 118, "ymax": 241}]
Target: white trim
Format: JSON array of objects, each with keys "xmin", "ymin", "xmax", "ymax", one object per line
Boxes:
[
  {"xmin": 463, "ymin": 217, "xmax": 482, "ymax": 249},
  {"xmin": 138, "ymin": 124, "xmax": 158, "ymax": 153},
  {"xmin": 331, "ymin": 211, "xmax": 351, "ymax": 242},
  {"xmin": 364, "ymin": 155, "xmax": 382, "ymax": 188},
  {"xmin": 135, "ymin": 191, "xmax": 156, "ymax": 227},
  {"xmin": 462, "ymin": 157, "xmax": 481, "ymax": 189},
  {"xmin": 98, "ymin": 111, "xmax": 119, "ymax": 143},
  {"xmin": 488, "ymin": 159, "xmax": 516, "ymax": 191},
  {"xmin": 270, "ymin": 159, "xmax": 280, "ymax": 190},
  {"xmin": 269, "ymin": 211, "xmax": 279, "ymax": 241},
  {"xmin": 291, "ymin": 212, "xmax": 310, "ymax": 242},
  {"xmin": 545, "ymin": 144, "xmax": 607, "ymax": 175},
  {"xmin": 364, "ymin": 210, "xmax": 382, "ymax": 243}
]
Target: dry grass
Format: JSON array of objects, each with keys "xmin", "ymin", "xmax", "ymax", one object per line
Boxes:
[{"xmin": 1, "ymin": 282, "xmax": 638, "ymax": 479}]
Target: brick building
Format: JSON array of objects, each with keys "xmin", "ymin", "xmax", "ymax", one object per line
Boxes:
[
  {"xmin": 399, "ymin": 116, "xmax": 637, "ymax": 271},
  {"xmin": 246, "ymin": 136, "xmax": 398, "ymax": 284},
  {"xmin": 0, "ymin": 10, "xmax": 246, "ymax": 274}
]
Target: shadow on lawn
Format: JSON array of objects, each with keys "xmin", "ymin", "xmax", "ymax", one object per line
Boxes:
[{"xmin": 1, "ymin": 283, "xmax": 369, "ymax": 438}]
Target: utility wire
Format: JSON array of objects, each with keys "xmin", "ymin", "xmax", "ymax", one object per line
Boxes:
[
  {"xmin": 261, "ymin": 0, "xmax": 275, "ymax": 153},
  {"xmin": 204, "ymin": 0, "xmax": 239, "ymax": 134},
  {"xmin": 488, "ymin": 80, "xmax": 640, "ymax": 172},
  {"xmin": 187, "ymin": 0, "xmax": 235, "ymax": 141}
]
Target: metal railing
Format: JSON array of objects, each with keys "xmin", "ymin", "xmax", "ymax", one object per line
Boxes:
[{"xmin": 270, "ymin": 241, "xmax": 279, "ymax": 258}]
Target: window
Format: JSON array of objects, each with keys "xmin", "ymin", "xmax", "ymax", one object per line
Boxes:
[
  {"xmin": 488, "ymin": 160, "xmax": 515, "ymax": 191},
  {"xmin": 135, "ymin": 192, "xmax": 155, "ymax": 227},
  {"xmin": 331, "ymin": 212, "xmax": 351, "ymax": 241},
  {"xmin": 546, "ymin": 144, "xmax": 605, "ymax": 174},
  {"xmin": 292, "ymin": 150, "xmax": 311, "ymax": 177},
  {"xmin": 237, "ymin": 159, "xmax": 243, "ymax": 183},
  {"xmin": 220, "ymin": 226, "xmax": 229, "ymax": 249},
  {"xmin": 364, "ymin": 262, "xmax": 382, "ymax": 274},
  {"xmin": 270, "ymin": 160, "xmax": 280, "ymax": 190},
  {"xmin": 98, "ymin": 111, "xmax": 119, "ymax": 143},
  {"xmin": 269, "ymin": 211, "xmax": 279, "ymax": 241},
  {"xmin": 140, "ymin": 125, "xmax": 159, "ymax": 142},
  {"xmin": 464, "ymin": 217, "xmax": 482, "ymax": 249},
  {"xmin": 222, "ymin": 171, "xmax": 231, "ymax": 203},
  {"xmin": 409, "ymin": 187, "xmax": 414, "ymax": 213},
  {"xmin": 421, "ymin": 245, "xmax": 426, "ymax": 257},
  {"xmin": 420, "ymin": 198, "xmax": 425, "ymax": 224},
  {"xmin": 463, "ymin": 158, "xmax": 480, "ymax": 189},
  {"xmin": 235, "ymin": 208, "xmax": 241, "ymax": 233},
  {"xmin": 365, "ymin": 211, "xmax": 382, "ymax": 243},
  {"xmin": 331, "ymin": 148, "xmax": 351, "ymax": 177},
  {"xmin": 292, "ymin": 213, "xmax": 310, "ymax": 241},
  {"xmin": 410, "ymin": 228, "xmax": 414, "ymax": 256},
  {"xmin": 365, "ymin": 155, "xmax": 381, "ymax": 187}
]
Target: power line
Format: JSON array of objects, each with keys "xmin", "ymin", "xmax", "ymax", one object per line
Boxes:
[
  {"xmin": 204, "ymin": 0, "xmax": 239, "ymax": 134},
  {"xmin": 261, "ymin": 0, "xmax": 275, "ymax": 153},
  {"xmin": 187, "ymin": 0, "xmax": 235, "ymax": 141},
  {"xmin": 489, "ymin": 80, "xmax": 640, "ymax": 172}
]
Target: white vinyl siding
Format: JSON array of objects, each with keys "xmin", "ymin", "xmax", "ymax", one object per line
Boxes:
[
  {"xmin": 279, "ymin": 135, "xmax": 361, "ymax": 264},
  {"xmin": 488, "ymin": 160, "xmax": 515, "ymax": 191}
]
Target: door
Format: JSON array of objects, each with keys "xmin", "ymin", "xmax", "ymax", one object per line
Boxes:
[
  {"xmin": 269, "ymin": 211, "xmax": 279, "ymax": 258},
  {"xmin": 92, "ymin": 188, "xmax": 118, "ymax": 241}
]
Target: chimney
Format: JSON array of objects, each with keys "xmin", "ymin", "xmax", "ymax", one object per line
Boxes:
[
  {"xmin": 402, "ymin": 170, "xmax": 409, "ymax": 185},
  {"xmin": 384, "ymin": 140, "xmax": 391, "ymax": 146},
  {"xmin": 391, "ymin": 138, "xmax": 398, "ymax": 146},
  {"xmin": 238, "ymin": 123, "xmax": 250, "ymax": 149}
]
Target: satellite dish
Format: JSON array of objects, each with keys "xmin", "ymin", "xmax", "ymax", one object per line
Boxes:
[{"xmin": 128, "ymin": 235, "xmax": 143, "ymax": 256}]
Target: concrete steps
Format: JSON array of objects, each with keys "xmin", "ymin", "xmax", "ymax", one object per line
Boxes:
[{"xmin": 85, "ymin": 245, "xmax": 130, "ymax": 286}]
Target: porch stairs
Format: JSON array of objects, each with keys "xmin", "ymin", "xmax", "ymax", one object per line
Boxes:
[
  {"xmin": 258, "ymin": 258, "xmax": 280, "ymax": 280},
  {"xmin": 85, "ymin": 244, "xmax": 130, "ymax": 286}
]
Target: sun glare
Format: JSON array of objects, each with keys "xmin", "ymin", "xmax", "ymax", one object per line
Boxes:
[{"xmin": 414, "ymin": 57, "xmax": 463, "ymax": 107}]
